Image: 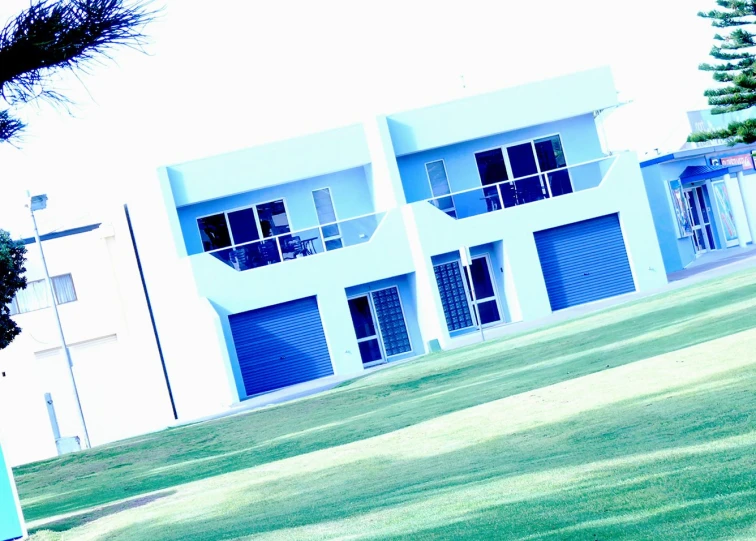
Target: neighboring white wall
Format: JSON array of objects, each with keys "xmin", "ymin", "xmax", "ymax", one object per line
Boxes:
[
  {"xmin": 129, "ymin": 175, "xmax": 240, "ymax": 421},
  {"xmin": 0, "ymin": 209, "xmax": 175, "ymax": 466}
]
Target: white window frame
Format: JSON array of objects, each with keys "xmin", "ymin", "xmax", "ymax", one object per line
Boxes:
[
  {"xmin": 473, "ymin": 132, "xmax": 572, "ymax": 198},
  {"xmin": 8, "ymin": 273, "xmax": 77, "ymax": 315},
  {"xmin": 467, "ymin": 254, "xmax": 504, "ymax": 328},
  {"xmin": 434, "ymin": 255, "xmax": 503, "ymax": 332},
  {"xmin": 311, "ymin": 187, "xmax": 343, "ymax": 248},
  {"xmin": 196, "ymin": 197, "xmax": 292, "ymax": 253},
  {"xmin": 348, "ymin": 285, "xmax": 413, "ymax": 367},
  {"xmin": 424, "ymin": 159, "xmax": 457, "ymax": 217}
]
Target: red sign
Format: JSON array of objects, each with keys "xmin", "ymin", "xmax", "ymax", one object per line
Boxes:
[{"xmin": 717, "ymin": 153, "xmax": 754, "ymax": 170}]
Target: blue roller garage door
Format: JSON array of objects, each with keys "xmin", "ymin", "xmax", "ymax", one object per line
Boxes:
[
  {"xmin": 534, "ymin": 214, "xmax": 636, "ymax": 311},
  {"xmin": 229, "ymin": 297, "xmax": 333, "ymax": 397}
]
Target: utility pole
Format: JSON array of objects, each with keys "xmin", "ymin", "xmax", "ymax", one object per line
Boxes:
[{"xmin": 27, "ymin": 193, "xmax": 91, "ymax": 450}]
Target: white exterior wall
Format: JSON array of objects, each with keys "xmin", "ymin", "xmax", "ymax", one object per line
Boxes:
[
  {"xmin": 405, "ymin": 152, "xmax": 668, "ymax": 349},
  {"xmin": 0, "ymin": 209, "xmax": 175, "ymax": 466}
]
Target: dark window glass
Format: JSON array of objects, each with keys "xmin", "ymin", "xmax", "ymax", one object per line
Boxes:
[
  {"xmin": 198, "ymin": 214, "xmax": 231, "ymax": 251},
  {"xmin": 358, "ymin": 339, "xmax": 383, "ymax": 364},
  {"xmin": 348, "ymin": 296, "xmax": 376, "ymax": 340},
  {"xmin": 256, "ymin": 200, "xmax": 290, "ymax": 237},
  {"xmin": 372, "ymin": 288, "xmax": 411, "ymax": 357},
  {"xmin": 534, "ymin": 135, "xmax": 567, "ymax": 172},
  {"xmin": 227, "ymin": 208, "xmax": 259, "ymax": 244},
  {"xmin": 697, "ymin": 188, "xmax": 710, "ymax": 223},
  {"xmin": 507, "ymin": 143, "xmax": 539, "ymax": 178},
  {"xmin": 686, "ymin": 191, "xmax": 701, "ymax": 226},
  {"xmin": 475, "ymin": 149, "xmax": 508, "ymax": 186},
  {"xmin": 434, "ymin": 262, "xmax": 473, "ymax": 331},
  {"xmin": 470, "ymin": 258, "xmax": 495, "ymax": 299},
  {"xmin": 325, "ymin": 238, "xmax": 343, "ymax": 251},
  {"xmin": 477, "ymin": 299, "xmax": 501, "ymax": 325}
]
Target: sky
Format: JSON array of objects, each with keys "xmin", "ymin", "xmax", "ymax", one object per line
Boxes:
[{"xmin": 0, "ymin": 0, "xmax": 717, "ymax": 236}]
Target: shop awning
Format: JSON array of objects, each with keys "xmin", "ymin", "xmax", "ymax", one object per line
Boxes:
[{"xmin": 679, "ymin": 164, "xmax": 743, "ymax": 184}]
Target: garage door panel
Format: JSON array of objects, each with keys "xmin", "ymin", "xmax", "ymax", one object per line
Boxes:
[
  {"xmin": 535, "ymin": 214, "xmax": 636, "ymax": 311},
  {"xmin": 229, "ymin": 297, "xmax": 333, "ymax": 397}
]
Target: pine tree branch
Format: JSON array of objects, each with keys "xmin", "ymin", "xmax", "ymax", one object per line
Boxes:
[
  {"xmin": 0, "ymin": 110, "xmax": 25, "ymax": 143},
  {"xmin": 714, "ymin": 28, "xmax": 756, "ymax": 48},
  {"xmin": 712, "ymin": 103, "xmax": 753, "ymax": 113},
  {"xmin": 707, "ymin": 91, "xmax": 756, "ymax": 106},
  {"xmin": 689, "ymin": 119, "xmax": 756, "ymax": 144},
  {"xmin": 714, "ymin": 71, "xmax": 740, "ymax": 81},
  {"xmin": 699, "ymin": 9, "xmax": 754, "ymax": 19},
  {"xmin": 699, "ymin": 58, "xmax": 756, "ymax": 71},
  {"xmin": 0, "ymin": 0, "xmax": 159, "ymax": 106},
  {"xmin": 710, "ymin": 45, "xmax": 755, "ymax": 59},
  {"xmin": 734, "ymin": 72, "xmax": 756, "ymax": 88}
]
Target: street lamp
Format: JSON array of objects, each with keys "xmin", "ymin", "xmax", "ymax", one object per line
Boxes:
[{"xmin": 26, "ymin": 192, "xmax": 91, "ymax": 450}]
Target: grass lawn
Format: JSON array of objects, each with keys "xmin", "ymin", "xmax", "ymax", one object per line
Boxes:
[{"xmin": 16, "ymin": 268, "xmax": 756, "ymax": 540}]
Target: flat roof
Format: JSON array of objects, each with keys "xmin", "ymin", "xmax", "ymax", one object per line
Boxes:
[{"xmin": 640, "ymin": 142, "xmax": 756, "ymax": 167}]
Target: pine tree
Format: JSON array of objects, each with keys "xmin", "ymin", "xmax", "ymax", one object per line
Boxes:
[
  {"xmin": 0, "ymin": 230, "xmax": 26, "ymax": 350},
  {"xmin": 0, "ymin": 0, "xmax": 156, "ymax": 144},
  {"xmin": 689, "ymin": 1, "xmax": 756, "ymax": 144}
]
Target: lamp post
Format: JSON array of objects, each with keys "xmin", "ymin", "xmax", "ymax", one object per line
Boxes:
[{"xmin": 27, "ymin": 193, "xmax": 91, "ymax": 450}]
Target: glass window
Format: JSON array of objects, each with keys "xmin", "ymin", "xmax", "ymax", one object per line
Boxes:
[
  {"xmin": 198, "ymin": 214, "xmax": 232, "ymax": 252},
  {"xmin": 52, "ymin": 274, "xmax": 77, "ymax": 305},
  {"xmin": 256, "ymin": 200, "xmax": 290, "ymax": 238},
  {"xmin": 7, "ymin": 297, "xmax": 19, "ymax": 316},
  {"xmin": 358, "ymin": 339, "xmax": 383, "ymax": 365},
  {"xmin": 507, "ymin": 143, "xmax": 539, "ymax": 178},
  {"xmin": 534, "ymin": 135, "xmax": 567, "ymax": 172},
  {"xmin": 348, "ymin": 296, "xmax": 376, "ymax": 340},
  {"xmin": 9, "ymin": 274, "xmax": 77, "ymax": 314},
  {"xmin": 227, "ymin": 208, "xmax": 259, "ymax": 245},
  {"xmin": 313, "ymin": 188, "xmax": 337, "ymax": 225},
  {"xmin": 13, "ymin": 279, "xmax": 51, "ymax": 313},
  {"xmin": 477, "ymin": 299, "xmax": 501, "ymax": 325},
  {"xmin": 426, "ymin": 160, "xmax": 451, "ymax": 197},
  {"xmin": 475, "ymin": 149, "xmax": 508, "ymax": 186},
  {"xmin": 372, "ymin": 287, "xmax": 411, "ymax": 357},
  {"xmin": 434, "ymin": 262, "xmax": 474, "ymax": 332},
  {"xmin": 470, "ymin": 258, "xmax": 495, "ymax": 299}
]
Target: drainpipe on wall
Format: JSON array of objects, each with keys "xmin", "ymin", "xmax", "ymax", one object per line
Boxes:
[{"xmin": 124, "ymin": 204, "xmax": 178, "ymax": 420}]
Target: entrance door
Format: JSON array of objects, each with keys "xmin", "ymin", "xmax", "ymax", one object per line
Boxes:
[
  {"xmin": 684, "ymin": 186, "xmax": 715, "ymax": 254},
  {"xmin": 465, "ymin": 255, "xmax": 503, "ymax": 326},
  {"xmin": 349, "ymin": 287, "xmax": 412, "ymax": 367}
]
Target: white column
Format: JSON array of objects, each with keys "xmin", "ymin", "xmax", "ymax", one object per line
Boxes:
[
  {"xmin": 724, "ymin": 173, "xmax": 751, "ymax": 247},
  {"xmin": 736, "ymin": 171, "xmax": 756, "ymax": 244},
  {"xmin": 363, "ymin": 116, "xmax": 407, "ymax": 212},
  {"xmin": 400, "ymin": 206, "xmax": 450, "ymax": 349}
]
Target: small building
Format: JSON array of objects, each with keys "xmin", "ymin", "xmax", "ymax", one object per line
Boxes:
[
  {"xmin": 640, "ymin": 145, "xmax": 756, "ymax": 273},
  {"xmin": 0, "ymin": 207, "xmax": 175, "ymax": 466},
  {"xmin": 141, "ymin": 67, "xmax": 668, "ymax": 418}
]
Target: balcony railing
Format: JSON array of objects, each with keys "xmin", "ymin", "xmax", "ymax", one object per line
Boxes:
[
  {"xmin": 208, "ymin": 212, "xmax": 385, "ymax": 271},
  {"xmin": 428, "ymin": 155, "xmax": 617, "ymax": 220}
]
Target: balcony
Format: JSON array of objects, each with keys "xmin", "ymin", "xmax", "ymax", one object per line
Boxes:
[
  {"xmin": 208, "ymin": 212, "xmax": 386, "ymax": 271},
  {"xmin": 428, "ymin": 156, "xmax": 617, "ymax": 220}
]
